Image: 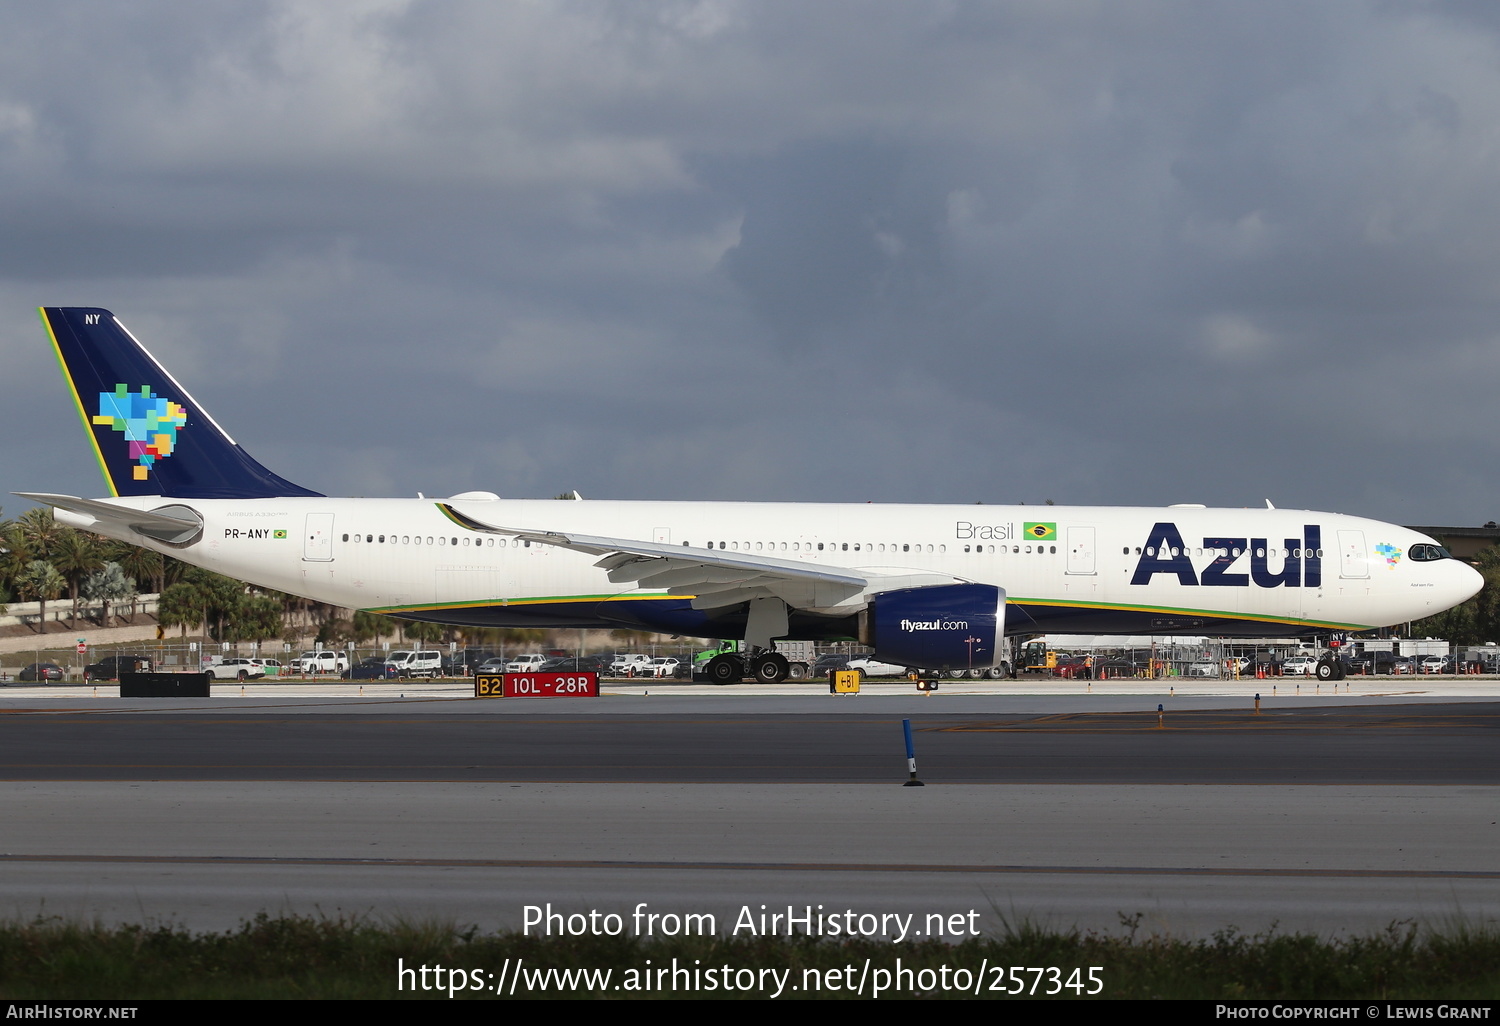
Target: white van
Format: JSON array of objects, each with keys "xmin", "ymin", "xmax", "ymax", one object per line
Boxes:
[{"xmin": 384, "ymin": 650, "xmax": 444, "ymax": 678}]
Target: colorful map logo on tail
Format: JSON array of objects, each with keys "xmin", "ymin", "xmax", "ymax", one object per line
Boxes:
[{"xmin": 93, "ymin": 384, "xmax": 188, "ymax": 481}]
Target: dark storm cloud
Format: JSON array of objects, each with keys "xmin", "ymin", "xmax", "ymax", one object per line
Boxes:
[{"xmin": 2, "ymin": 1, "xmax": 1500, "ymax": 524}]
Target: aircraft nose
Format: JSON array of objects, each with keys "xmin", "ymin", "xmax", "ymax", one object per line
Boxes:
[{"xmin": 1451, "ymin": 559, "xmax": 1485, "ymax": 606}]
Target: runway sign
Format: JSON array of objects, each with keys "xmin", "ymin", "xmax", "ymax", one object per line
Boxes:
[{"xmin": 474, "ymin": 672, "xmax": 599, "ymax": 698}]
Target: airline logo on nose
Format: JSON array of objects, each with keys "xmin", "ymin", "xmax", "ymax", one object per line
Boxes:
[{"xmin": 92, "ymin": 383, "xmax": 187, "ymax": 481}]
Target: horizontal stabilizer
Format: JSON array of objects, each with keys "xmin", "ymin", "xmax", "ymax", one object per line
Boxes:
[{"xmin": 15, "ymin": 492, "xmax": 204, "ymax": 545}]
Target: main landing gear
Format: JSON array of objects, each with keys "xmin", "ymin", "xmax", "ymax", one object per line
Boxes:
[{"xmin": 704, "ymin": 651, "xmax": 790, "ymax": 684}]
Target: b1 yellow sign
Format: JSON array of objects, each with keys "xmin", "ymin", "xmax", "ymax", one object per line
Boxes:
[{"xmin": 830, "ymin": 670, "xmax": 860, "ymax": 694}]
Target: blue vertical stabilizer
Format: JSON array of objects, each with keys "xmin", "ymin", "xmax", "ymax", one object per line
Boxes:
[{"xmin": 41, "ymin": 307, "xmax": 322, "ymax": 499}]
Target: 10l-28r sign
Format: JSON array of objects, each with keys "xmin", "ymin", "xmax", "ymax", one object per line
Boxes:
[{"xmin": 474, "ymin": 672, "xmax": 599, "ymax": 698}]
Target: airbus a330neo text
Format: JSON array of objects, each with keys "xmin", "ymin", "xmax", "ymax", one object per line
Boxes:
[{"xmin": 20, "ymin": 308, "xmax": 1482, "ymax": 683}]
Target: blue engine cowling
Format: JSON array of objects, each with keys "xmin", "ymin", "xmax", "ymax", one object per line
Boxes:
[{"xmin": 859, "ymin": 583, "xmax": 1007, "ymax": 669}]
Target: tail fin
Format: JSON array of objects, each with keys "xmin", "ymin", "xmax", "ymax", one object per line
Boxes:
[{"xmin": 40, "ymin": 307, "xmax": 322, "ymax": 499}]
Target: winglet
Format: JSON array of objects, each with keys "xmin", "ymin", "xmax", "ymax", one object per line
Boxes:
[{"xmin": 40, "ymin": 307, "xmax": 322, "ymax": 499}]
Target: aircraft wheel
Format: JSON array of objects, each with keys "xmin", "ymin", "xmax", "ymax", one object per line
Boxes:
[
  {"xmin": 985, "ymin": 664, "xmax": 1008, "ymax": 680},
  {"xmin": 706, "ymin": 654, "xmax": 741, "ymax": 685},
  {"xmin": 1315, "ymin": 660, "xmax": 1336, "ymax": 682},
  {"xmin": 787, "ymin": 663, "xmax": 808, "ymax": 681},
  {"xmin": 753, "ymin": 654, "xmax": 790, "ymax": 684}
]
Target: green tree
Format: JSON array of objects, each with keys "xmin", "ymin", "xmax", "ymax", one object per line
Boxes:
[
  {"xmin": 51, "ymin": 530, "xmax": 103, "ymax": 627},
  {"xmin": 83, "ymin": 562, "xmax": 135, "ymax": 627},
  {"xmin": 396, "ymin": 618, "xmax": 444, "ymax": 644},
  {"xmin": 15, "ymin": 560, "xmax": 65, "ymax": 633},
  {"xmin": 353, "ymin": 610, "xmax": 394, "ymax": 646},
  {"xmin": 316, "ymin": 618, "xmax": 356, "ymax": 647},
  {"xmin": 15, "ymin": 508, "xmax": 59, "ymax": 563},
  {"xmin": 158, "ymin": 581, "xmax": 205, "ymax": 638},
  {"xmin": 109, "ymin": 542, "xmax": 165, "ymax": 600},
  {"xmin": 224, "ymin": 594, "xmax": 285, "ymax": 643}
]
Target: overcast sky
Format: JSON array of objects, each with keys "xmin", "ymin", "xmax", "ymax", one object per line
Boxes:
[{"xmin": 2, "ymin": 1, "xmax": 1498, "ymax": 526}]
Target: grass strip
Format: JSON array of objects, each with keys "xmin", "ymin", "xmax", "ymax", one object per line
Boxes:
[{"xmin": 0, "ymin": 913, "xmax": 1497, "ymax": 999}]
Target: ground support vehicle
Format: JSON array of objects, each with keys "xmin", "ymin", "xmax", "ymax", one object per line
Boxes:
[{"xmin": 696, "ymin": 640, "xmax": 816, "ymax": 684}]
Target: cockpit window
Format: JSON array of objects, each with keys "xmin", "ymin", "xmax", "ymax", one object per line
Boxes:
[{"xmin": 1409, "ymin": 543, "xmax": 1451, "ymax": 561}]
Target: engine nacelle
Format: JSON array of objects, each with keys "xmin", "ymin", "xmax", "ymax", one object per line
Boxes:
[{"xmin": 858, "ymin": 583, "xmax": 1007, "ymax": 669}]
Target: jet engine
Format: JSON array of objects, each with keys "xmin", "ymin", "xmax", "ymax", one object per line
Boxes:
[{"xmin": 858, "ymin": 583, "xmax": 1006, "ymax": 670}]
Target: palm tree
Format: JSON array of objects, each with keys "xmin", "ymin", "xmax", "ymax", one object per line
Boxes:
[
  {"xmin": 83, "ymin": 562, "xmax": 135, "ymax": 627},
  {"xmin": 16, "ymin": 508, "xmax": 59, "ymax": 563},
  {"xmin": 158, "ymin": 580, "xmax": 205, "ymax": 639},
  {"xmin": 109, "ymin": 543, "xmax": 164, "ymax": 606},
  {"xmin": 15, "ymin": 560, "xmax": 65, "ymax": 634},
  {"xmin": 51, "ymin": 530, "xmax": 103, "ymax": 627}
]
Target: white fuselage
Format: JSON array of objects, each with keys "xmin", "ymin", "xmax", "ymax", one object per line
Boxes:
[{"xmin": 71, "ymin": 495, "xmax": 1482, "ymax": 640}]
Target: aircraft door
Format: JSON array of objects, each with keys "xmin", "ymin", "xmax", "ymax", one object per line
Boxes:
[
  {"xmin": 303, "ymin": 513, "xmax": 335, "ymax": 562},
  {"xmin": 1337, "ymin": 530, "xmax": 1368, "ymax": 579},
  {"xmin": 1066, "ymin": 526, "xmax": 1096, "ymax": 575}
]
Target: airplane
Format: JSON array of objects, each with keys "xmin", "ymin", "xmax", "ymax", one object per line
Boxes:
[{"xmin": 18, "ymin": 307, "xmax": 1485, "ymax": 684}]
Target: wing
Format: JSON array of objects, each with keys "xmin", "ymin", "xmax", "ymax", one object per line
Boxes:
[{"xmin": 438, "ymin": 503, "xmax": 958, "ymax": 611}]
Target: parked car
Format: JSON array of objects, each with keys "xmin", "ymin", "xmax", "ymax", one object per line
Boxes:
[
  {"xmin": 251, "ymin": 658, "xmax": 283, "ymax": 678},
  {"xmin": 609, "ymin": 654, "xmax": 653, "ymax": 676},
  {"xmin": 1186, "ymin": 660, "xmax": 1220, "ymax": 678},
  {"xmin": 505, "ymin": 653, "xmax": 548, "ymax": 673},
  {"xmin": 812, "ymin": 654, "xmax": 851, "ymax": 676},
  {"xmin": 1051, "ymin": 655, "xmax": 1096, "ymax": 679},
  {"xmin": 1418, "ymin": 655, "xmax": 1450, "ymax": 674},
  {"xmin": 82, "ymin": 655, "xmax": 153, "ymax": 682},
  {"xmin": 844, "ymin": 655, "xmax": 911, "ymax": 679},
  {"xmin": 640, "ymin": 657, "xmax": 680, "ymax": 679},
  {"xmin": 539, "ymin": 655, "xmax": 610, "ymax": 674},
  {"xmin": 1281, "ymin": 655, "xmax": 1318, "ymax": 676},
  {"xmin": 17, "ymin": 662, "xmax": 64, "ymax": 682},
  {"xmin": 384, "ymin": 650, "xmax": 443, "ymax": 678},
  {"xmin": 289, "ymin": 651, "xmax": 350, "ymax": 674},
  {"xmin": 207, "ymin": 657, "xmax": 265, "ymax": 681},
  {"xmin": 344, "ymin": 657, "xmax": 399, "ymax": 681}
]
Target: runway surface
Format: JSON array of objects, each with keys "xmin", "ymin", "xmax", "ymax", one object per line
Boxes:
[{"xmin": 2, "ymin": 685, "xmax": 1498, "ymax": 938}]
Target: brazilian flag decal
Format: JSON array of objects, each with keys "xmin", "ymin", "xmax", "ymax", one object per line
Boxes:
[
  {"xmin": 273, "ymin": 529, "xmax": 288, "ymax": 539},
  {"xmin": 1024, "ymin": 522, "xmax": 1057, "ymax": 541}
]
